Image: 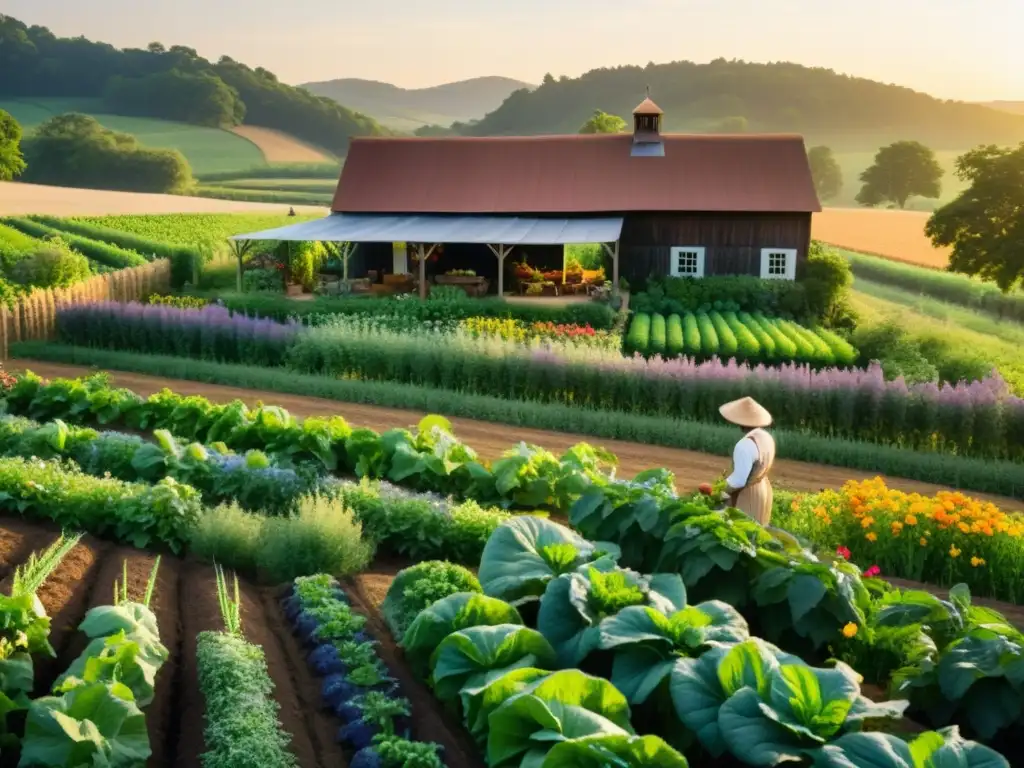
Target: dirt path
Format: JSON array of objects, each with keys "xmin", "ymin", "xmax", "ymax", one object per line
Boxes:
[{"xmin": 12, "ymin": 360, "xmax": 1023, "ymax": 512}]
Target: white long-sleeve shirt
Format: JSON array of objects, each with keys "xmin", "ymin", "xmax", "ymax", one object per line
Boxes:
[{"xmin": 725, "ymin": 436, "xmax": 760, "ymax": 490}]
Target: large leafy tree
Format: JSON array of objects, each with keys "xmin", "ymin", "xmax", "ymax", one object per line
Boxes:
[
  {"xmin": 0, "ymin": 109, "xmax": 26, "ymax": 181},
  {"xmin": 807, "ymin": 145, "xmax": 843, "ymax": 202},
  {"xmin": 926, "ymin": 143, "xmax": 1024, "ymax": 290},
  {"xmin": 579, "ymin": 110, "xmax": 627, "ymax": 134},
  {"xmin": 855, "ymin": 140, "xmax": 943, "ymax": 209}
]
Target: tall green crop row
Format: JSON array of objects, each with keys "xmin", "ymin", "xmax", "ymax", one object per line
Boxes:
[
  {"xmin": 696, "ymin": 311, "xmax": 719, "ymax": 356},
  {"xmin": 738, "ymin": 312, "xmax": 776, "ymax": 359},
  {"xmin": 709, "ymin": 311, "xmax": 738, "ymax": 357},
  {"xmin": 2, "ymin": 217, "xmax": 147, "ymax": 269},
  {"xmin": 749, "ymin": 313, "xmax": 797, "ymax": 358},
  {"xmin": 722, "ymin": 311, "xmax": 761, "ymax": 360},
  {"xmin": 625, "ymin": 313, "xmax": 651, "ymax": 355},
  {"xmin": 666, "ymin": 314, "xmax": 684, "ymax": 356},
  {"xmin": 29, "ymin": 215, "xmax": 201, "ymax": 266},
  {"xmin": 649, "ymin": 313, "xmax": 667, "ymax": 356},
  {"xmin": 815, "ymin": 327, "xmax": 859, "ymax": 367},
  {"xmin": 682, "ymin": 312, "xmax": 701, "ymax": 356}
]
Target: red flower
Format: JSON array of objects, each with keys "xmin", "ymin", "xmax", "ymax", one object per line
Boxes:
[
  {"xmin": 863, "ymin": 565, "xmax": 882, "ymax": 578},
  {"xmin": 836, "ymin": 546, "xmax": 851, "ymax": 561},
  {"xmin": 698, "ymin": 483, "xmax": 713, "ymax": 495}
]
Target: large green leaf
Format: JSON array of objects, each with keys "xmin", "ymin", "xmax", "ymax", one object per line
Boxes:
[
  {"xmin": 812, "ymin": 732, "xmax": 915, "ymax": 768},
  {"xmin": 430, "ymin": 624, "xmax": 556, "ymax": 704},
  {"xmin": 537, "ymin": 733, "xmax": 689, "ymax": 768},
  {"xmin": 20, "ymin": 681, "xmax": 151, "ymax": 768},
  {"xmin": 718, "ymin": 686, "xmax": 808, "ymax": 766},
  {"xmin": 78, "ymin": 604, "xmax": 160, "ymax": 645},
  {"xmin": 486, "ymin": 670, "xmax": 633, "ymax": 768},
  {"xmin": 462, "ymin": 667, "xmax": 550, "ymax": 747},
  {"xmin": 910, "ymin": 726, "xmax": 1009, "ymax": 768},
  {"xmin": 402, "ymin": 593, "xmax": 522, "ymax": 676},
  {"xmin": 54, "ymin": 632, "xmax": 166, "ymax": 708},
  {"xmin": 537, "ymin": 567, "xmax": 685, "ymax": 668},
  {"xmin": 478, "ymin": 517, "xmax": 619, "ymax": 605}
]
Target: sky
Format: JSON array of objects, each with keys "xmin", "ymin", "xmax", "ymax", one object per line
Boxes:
[{"xmin": 5, "ymin": 0, "xmax": 1021, "ymax": 100}]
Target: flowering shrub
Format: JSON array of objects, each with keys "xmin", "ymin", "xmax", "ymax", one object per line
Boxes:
[
  {"xmin": 779, "ymin": 478, "xmax": 1024, "ymax": 602},
  {"xmin": 459, "ymin": 316, "xmax": 619, "ymax": 350},
  {"xmin": 146, "ymin": 294, "xmax": 209, "ymax": 310}
]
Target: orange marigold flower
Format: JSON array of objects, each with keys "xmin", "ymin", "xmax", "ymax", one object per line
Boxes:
[
  {"xmin": 905, "ymin": 514, "xmax": 918, "ymax": 526},
  {"xmin": 842, "ymin": 623, "xmax": 858, "ymax": 639},
  {"xmin": 971, "ymin": 556, "xmax": 986, "ymax": 568},
  {"xmin": 866, "ymin": 532, "xmax": 878, "ymax": 542},
  {"xmin": 919, "ymin": 537, "xmax": 928, "ymax": 546},
  {"xmin": 958, "ymin": 522, "xmax": 971, "ymax": 534},
  {"xmin": 861, "ymin": 516, "xmax": 875, "ymax": 529},
  {"xmin": 949, "ymin": 546, "xmax": 962, "ymax": 558}
]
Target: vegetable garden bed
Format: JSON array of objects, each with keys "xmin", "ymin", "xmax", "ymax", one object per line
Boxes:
[{"xmin": 0, "ymin": 517, "xmax": 345, "ymax": 768}]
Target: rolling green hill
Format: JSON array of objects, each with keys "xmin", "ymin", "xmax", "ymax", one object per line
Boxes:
[
  {"xmin": 1, "ymin": 98, "xmax": 266, "ymax": 175},
  {"xmin": 301, "ymin": 76, "xmax": 533, "ymax": 131},
  {"xmin": 460, "ymin": 60, "xmax": 1024, "ymax": 151}
]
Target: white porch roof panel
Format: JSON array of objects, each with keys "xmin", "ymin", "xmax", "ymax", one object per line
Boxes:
[{"xmin": 231, "ymin": 213, "xmax": 624, "ymax": 244}]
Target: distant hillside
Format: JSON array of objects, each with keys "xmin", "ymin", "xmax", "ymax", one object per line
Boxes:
[
  {"xmin": 981, "ymin": 101, "xmax": 1024, "ymax": 116},
  {"xmin": 462, "ymin": 60, "xmax": 1024, "ymax": 150},
  {"xmin": 302, "ymin": 76, "xmax": 533, "ymax": 131},
  {"xmin": 0, "ymin": 13, "xmax": 386, "ymax": 157}
]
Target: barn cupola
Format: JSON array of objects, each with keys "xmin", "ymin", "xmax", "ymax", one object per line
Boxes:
[{"xmin": 631, "ymin": 87, "xmax": 665, "ymax": 157}]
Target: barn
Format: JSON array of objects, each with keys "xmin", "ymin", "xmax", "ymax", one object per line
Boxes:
[{"xmin": 236, "ymin": 94, "xmax": 821, "ymax": 298}]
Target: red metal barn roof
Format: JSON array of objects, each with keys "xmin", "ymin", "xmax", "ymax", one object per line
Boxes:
[{"xmin": 332, "ymin": 133, "xmax": 822, "ymax": 215}]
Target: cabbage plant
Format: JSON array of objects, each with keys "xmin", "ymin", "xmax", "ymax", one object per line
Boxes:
[
  {"xmin": 671, "ymin": 639, "xmax": 907, "ymax": 765},
  {"xmin": 478, "ymin": 517, "xmax": 619, "ymax": 606},
  {"xmin": 401, "ymin": 592, "xmax": 521, "ymax": 675},
  {"xmin": 598, "ymin": 600, "xmax": 749, "ymax": 704},
  {"xmin": 429, "ymin": 624, "xmax": 556, "ymax": 704},
  {"xmin": 538, "ymin": 734, "xmax": 689, "ymax": 768},
  {"xmin": 485, "ymin": 669, "xmax": 634, "ymax": 768},
  {"xmin": 537, "ymin": 565, "xmax": 686, "ymax": 667},
  {"xmin": 812, "ymin": 726, "xmax": 1009, "ymax": 768}
]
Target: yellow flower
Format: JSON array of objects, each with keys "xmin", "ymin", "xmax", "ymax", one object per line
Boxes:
[
  {"xmin": 971, "ymin": 556, "xmax": 986, "ymax": 567},
  {"xmin": 891, "ymin": 521, "xmax": 904, "ymax": 536},
  {"xmin": 919, "ymin": 537, "xmax": 928, "ymax": 546},
  {"xmin": 957, "ymin": 522, "xmax": 971, "ymax": 534},
  {"xmin": 842, "ymin": 622, "xmax": 859, "ymax": 639},
  {"xmin": 866, "ymin": 532, "xmax": 878, "ymax": 542},
  {"xmin": 904, "ymin": 514, "xmax": 918, "ymax": 526},
  {"xmin": 949, "ymin": 546, "xmax": 962, "ymax": 558},
  {"xmin": 860, "ymin": 516, "xmax": 875, "ymax": 529}
]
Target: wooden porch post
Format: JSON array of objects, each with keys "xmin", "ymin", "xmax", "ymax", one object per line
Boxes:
[
  {"xmin": 418, "ymin": 244, "xmax": 426, "ymax": 299},
  {"xmin": 487, "ymin": 244, "xmax": 508, "ymax": 298},
  {"xmin": 602, "ymin": 241, "xmax": 621, "ymax": 298}
]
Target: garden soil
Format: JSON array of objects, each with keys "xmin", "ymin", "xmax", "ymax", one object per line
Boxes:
[{"xmin": 12, "ymin": 361, "xmax": 1022, "ymax": 512}]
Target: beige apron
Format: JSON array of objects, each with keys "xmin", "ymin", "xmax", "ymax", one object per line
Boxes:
[{"xmin": 732, "ymin": 429, "xmax": 776, "ymax": 526}]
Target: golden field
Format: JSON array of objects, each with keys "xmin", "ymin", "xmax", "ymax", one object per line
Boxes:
[
  {"xmin": 0, "ymin": 181, "xmax": 328, "ymax": 217},
  {"xmin": 228, "ymin": 126, "xmax": 332, "ymax": 164},
  {"xmin": 812, "ymin": 207, "xmax": 951, "ymax": 268}
]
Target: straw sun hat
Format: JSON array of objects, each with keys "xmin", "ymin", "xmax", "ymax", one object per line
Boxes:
[{"xmin": 718, "ymin": 397, "xmax": 773, "ymax": 429}]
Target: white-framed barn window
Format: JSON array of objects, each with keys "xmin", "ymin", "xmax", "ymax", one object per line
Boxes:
[
  {"xmin": 760, "ymin": 248, "xmax": 797, "ymax": 281},
  {"xmin": 670, "ymin": 247, "xmax": 706, "ymax": 278}
]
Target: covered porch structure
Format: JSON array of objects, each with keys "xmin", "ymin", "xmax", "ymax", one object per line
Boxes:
[{"xmin": 231, "ymin": 213, "xmax": 624, "ymax": 299}]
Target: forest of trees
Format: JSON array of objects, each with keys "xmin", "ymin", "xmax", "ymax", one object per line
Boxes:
[
  {"xmin": 458, "ymin": 59, "xmax": 1024, "ymax": 149},
  {"xmin": 0, "ymin": 15, "xmax": 386, "ymax": 155}
]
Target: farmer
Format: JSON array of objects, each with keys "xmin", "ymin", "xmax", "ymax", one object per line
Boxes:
[{"xmin": 720, "ymin": 397, "xmax": 776, "ymax": 526}]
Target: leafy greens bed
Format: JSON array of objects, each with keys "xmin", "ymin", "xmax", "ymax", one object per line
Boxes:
[{"xmin": 381, "ymin": 503, "xmax": 1020, "ymax": 767}]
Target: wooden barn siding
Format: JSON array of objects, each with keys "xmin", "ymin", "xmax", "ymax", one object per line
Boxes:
[{"xmin": 618, "ymin": 213, "xmax": 812, "ymax": 284}]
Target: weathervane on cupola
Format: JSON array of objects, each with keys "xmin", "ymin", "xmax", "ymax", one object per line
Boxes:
[{"xmin": 631, "ymin": 86, "xmax": 665, "ymax": 156}]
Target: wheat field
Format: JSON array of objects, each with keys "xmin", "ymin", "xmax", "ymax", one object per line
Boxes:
[
  {"xmin": 0, "ymin": 181, "xmax": 328, "ymax": 217},
  {"xmin": 229, "ymin": 126, "xmax": 332, "ymax": 164},
  {"xmin": 812, "ymin": 208, "xmax": 950, "ymax": 268}
]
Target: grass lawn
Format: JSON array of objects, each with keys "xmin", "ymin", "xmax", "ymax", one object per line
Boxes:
[
  {"xmin": 1, "ymin": 98, "xmax": 267, "ymax": 175},
  {"xmin": 850, "ymin": 280, "xmax": 1024, "ymax": 395},
  {"xmin": 218, "ymin": 178, "xmax": 338, "ymax": 190}
]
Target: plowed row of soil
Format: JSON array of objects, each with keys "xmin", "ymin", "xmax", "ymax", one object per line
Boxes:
[
  {"xmin": 12, "ymin": 361, "xmax": 1022, "ymax": 512},
  {"xmin": 0, "ymin": 515, "xmax": 376, "ymax": 768}
]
